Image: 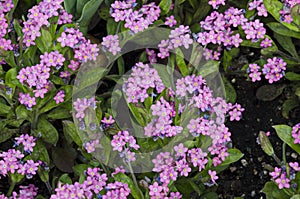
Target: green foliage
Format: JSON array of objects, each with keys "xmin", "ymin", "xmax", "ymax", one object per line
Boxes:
[{"xmin": 273, "ymin": 125, "xmax": 300, "ymax": 154}]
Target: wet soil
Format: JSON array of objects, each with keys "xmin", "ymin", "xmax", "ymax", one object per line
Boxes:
[{"xmin": 218, "ymin": 77, "xmax": 300, "ymax": 199}]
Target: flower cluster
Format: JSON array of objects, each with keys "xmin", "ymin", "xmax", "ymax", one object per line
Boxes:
[
  {"xmin": 0, "ymin": 184, "xmax": 38, "ymax": 199},
  {"xmin": 84, "ymin": 139, "xmax": 99, "ymax": 153},
  {"xmin": 101, "ymin": 115, "xmax": 116, "ymax": 129},
  {"xmin": 208, "ymin": 0, "xmax": 226, "ymax": 9},
  {"xmin": 279, "ymin": 0, "xmax": 300, "ymax": 23},
  {"xmin": 50, "ymin": 167, "xmax": 130, "ymax": 199},
  {"xmin": 270, "ymin": 162, "xmax": 300, "ymax": 189},
  {"xmin": 73, "ymin": 97, "xmax": 97, "ymax": 120},
  {"xmin": 101, "ymin": 34, "xmax": 121, "ymax": 55},
  {"xmin": 247, "ymin": 57, "xmax": 287, "ymax": 83},
  {"xmin": 158, "ymin": 25, "xmax": 193, "ymax": 59},
  {"xmin": 0, "ymin": 0, "xmax": 13, "ymax": 52},
  {"xmin": 291, "ymin": 123, "xmax": 300, "ymax": 144},
  {"xmin": 57, "ymin": 28, "xmax": 99, "ymax": 62},
  {"xmin": 22, "ymin": 0, "xmax": 72, "ymax": 47},
  {"xmin": 248, "ymin": 0, "xmax": 268, "ymax": 17},
  {"xmin": 110, "ymin": 0, "xmax": 160, "ymax": 33},
  {"xmin": 145, "ymin": 97, "xmax": 183, "ymax": 138},
  {"xmin": 0, "ymin": 134, "xmax": 40, "ymax": 180},
  {"xmin": 111, "ymin": 130, "xmax": 140, "ymax": 162},
  {"xmin": 197, "ymin": 7, "xmax": 267, "ymax": 60},
  {"xmin": 54, "ymin": 90, "xmax": 65, "ymax": 104},
  {"xmin": 149, "ymin": 143, "xmax": 220, "ymax": 198},
  {"xmin": 146, "ymin": 48, "xmax": 157, "ymax": 64},
  {"xmin": 124, "ymin": 62, "xmax": 165, "ymax": 103}
]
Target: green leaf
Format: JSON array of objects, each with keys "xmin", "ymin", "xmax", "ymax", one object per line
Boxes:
[
  {"xmin": 0, "ymin": 128, "xmax": 17, "ymax": 143},
  {"xmin": 58, "ymin": 173, "xmax": 73, "ymax": 185},
  {"xmin": 0, "ymin": 101, "xmax": 10, "ymax": 116},
  {"xmin": 114, "ymin": 173, "xmax": 144, "ymax": 199},
  {"xmin": 214, "ymin": 148, "xmax": 243, "ymax": 172},
  {"xmin": 5, "ymin": 68, "xmax": 21, "ymax": 89},
  {"xmin": 273, "ymin": 125, "xmax": 300, "ymax": 154},
  {"xmin": 62, "ymin": 120, "xmax": 83, "ymax": 146},
  {"xmin": 192, "ymin": 0, "xmax": 210, "ymax": 23},
  {"xmin": 77, "ymin": 0, "xmax": 104, "ymax": 35},
  {"xmin": 222, "ymin": 75, "xmax": 237, "ymax": 103},
  {"xmin": 291, "ymin": 195, "xmax": 300, "ymax": 199},
  {"xmin": 263, "ymin": 0, "xmax": 300, "ymax": 32},
  {"xmin": 52, "ymin": 146, "xmax": 77, "ymax": 173},
  {"xmin": 291, "ymin": 5, "xmax": 300, "ymax": 27},
  {"xmin": 39, "ymin": 85, "xmax": 73, "ymax": 114},
  {"xmin": 267, "ymin": 22, "xmax": 300, "ymax": 39},
  {"xmin": 256, "ymin": 84, "xmax": 286, "ymax": 101},
  {"xmin": 76, "ymin": 0, "xmax": 89, "ymax": 17},
  {"xmin": 273, "ymin": 33, "xmax": 298, "ymax": 58},
  {"xmin": 281, "ymin": 98, "xmax": 299, "ymax": 119},
  {"xmin": 35, "ymin": 28, "xmax": 53, "ymax": 53},
  {"xmin": 37, "ymin": 118, "xmax": 59, "ymax": 145},
  {"xmin": 153, "ymin": 64, "xmax": 173, "ymax": 88},
  {"xmin": 175, "ymin": 48, "xmax": 188, "ymax": 76},
  {"xmin": 47, "ymin": 107, "xmax": 71, "ymax": 119},
  {"xmin": 241, "ymin": 39, "xmax": 261, "ymax": 48},
  {"xmin": 259, "ymin": 131, "xmax": 274, "ymax": 156},
  {"xmin": 15, "ymin": 105, "xmax": 32, "ymax": 122},
  {"xmin": 13, "ymin": 19, "xmax": 23, "ymax": 38},
  {"xmin": 128, "ymin": 103, "xmax": 148, "ymax": 127},
  {"xmin": 64, "ymin": 0, "xmax": 76, "ymax": 15},
  {"xmin": 73, "ymin": 164, "xmax": 89, "ymax": 177},
  {"xmin": 117, "ymin": 56, "xmax": 125, "ymax": 75},
  {"xmin": 4, "ymin": 50, "xmax": 18, "ymax": 68},
  {"xmin": 198, "ymin": 60, "xmax": 220, "ymax": 78},
  {"xmin": 200, "ymin": 192, "xmax": 218, "ymax": 199},
  {"xmin": 29, "ymin": 140, "xmax": 50, "ymax": 163},
  {"xmin": 159, "ymin": 0, "xmax": 172, "ymax": 14},
  {"xmin": 262, "ymin": 182, "xmax": 290, "ymax": 199},
  {"xmin": 106, "ymin": 18, "xmax": 118, "ymax": 35},
  {"xmin": 285, "ymin": 72, "xmax": 300, "ymax": 81}
]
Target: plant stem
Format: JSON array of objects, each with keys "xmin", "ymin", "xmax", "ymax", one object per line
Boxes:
[
  {"xmin": 31, "ymin": 109, "xmax": 39, "ymax": 130},
  {"xmin": 7, "ymin": 181, "xmax": 16, "ymax": 197}
]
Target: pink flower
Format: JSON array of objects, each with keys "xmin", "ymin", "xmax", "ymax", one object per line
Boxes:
[
  {"xmin": 208, "ymin": 170, "xmax": 218, "ymax": 183},
  {"xmin": 275, "ymin": 173, "xmax": 290, "ymax": 189},
  {"xmin": 165, "ymin": 15, "xmax": 177, "ymax": 27},
  {"xmin": 53, "ymin": 90, "xmax": 65, "ymax": 104}
]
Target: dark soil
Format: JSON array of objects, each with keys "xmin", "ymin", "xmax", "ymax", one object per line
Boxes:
[{"xmin": 218, "ymin": 77, "xmax": 300, "ymax": 199}]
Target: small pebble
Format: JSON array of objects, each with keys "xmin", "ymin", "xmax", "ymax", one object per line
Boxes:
[
  {"xmin": 231, "ymin": 78, "xmax": 236, "ymax": 83},
  {"xmin": 253, "ymin": 168, "xmax": 258, "ymax": 175},
  {"xmin": 257, "ymin": 118, "xmax": 260, "ymax": 122},
  {"xmin": 257, "ymin": 157, "xmax": 263, "ymax": 162},
  {"xmin": 230, "ymin": 166, "xmax": 237, "ymax": 172},
  {"xmin": 251, "ymin": 190, "xmax": 256, "ymax": 197},
  {"xmin": 286, "ymin": 152, "xmax": 291, "ymax": 156},
  {"xmin": 263, "ymin": 170, "xmax": 268, "ymax": 175},
  {"xmin": 291, "ymin": 153, "xmax": 298, "ymax": 159},
  {"xmin": 241, "ymin": 159, "xmax": 248, "ymax": 167}
]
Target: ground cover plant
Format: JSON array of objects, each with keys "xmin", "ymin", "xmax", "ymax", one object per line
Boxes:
[{"xmin": 0, "ymin": 0, "xmax": 299, "ymax": 198}]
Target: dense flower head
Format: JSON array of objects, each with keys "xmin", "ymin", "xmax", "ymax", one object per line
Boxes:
[
  {"xmin": 14, "ymin": 134, "xmax": 36, "ymax": 152},
  {"xmin": 73, "ymin": 97, "xmax": 97, "ymax": 120},
  {"xmin": 110, "ymin": 1, "xmax": 160, "ymax": 33},
  {"xmin": 111, "ymin": 130, "xmax": 140, "ymax": 162},
  {"xmin": 0, "ymin": 134, "xmax": 40, "ymax": 182},
  {"xmin": 158, "ymin": 25, "xmax": 193, "ymax": 59},
  {"xmin": 124, "ymin": 62, "xmax": 165, "ymax": 103},
  {"xmin": 54, "ymin": 90, "xmax": 65, "ymax": 104},
  {"xmin": 22, "ymin": 0, "xmax": 66, "ymax": 47},
  {"xmin": 279, "ymin": 0, "xmax": 300, "ymax": 23},
  {"xmin": 247, "ymin": 57, "xmax": 286, "ymax": 83},
  {"xmin": 18, "ymin": 93, "xmax": 36, "ymax": 109},
  {"xmin": 208, "ymin": 0, "xmax": 226, "ymax": 9},
  {"xmin": 101, "ymin": 34, "xmax": 121, "ymax": 55},
  {"xmin": 11, "ymin": 184, "xmax": 38, "ymax": 199},
  {"xmin": 291, "ymin": 123, "xmax": 300, "ymax": 144},
  {"xmin": 248, "ymin": 0, "xmax": 268, "ymax": 17},
  {"xmin": 57, "ymin": 28, "xmax": 99, "ymax": 62},
  {"xmin": 50, "ymin": 167, "xmax": 121, "ymax": 199}
]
